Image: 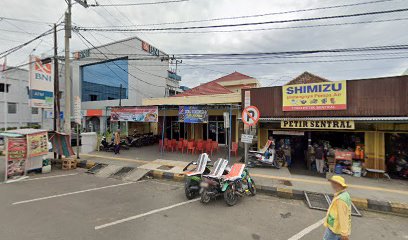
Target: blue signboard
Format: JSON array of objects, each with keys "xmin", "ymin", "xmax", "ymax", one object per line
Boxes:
[{"xmin": 179, "ymin": 106, "xmax": 208, "ymax": 123}]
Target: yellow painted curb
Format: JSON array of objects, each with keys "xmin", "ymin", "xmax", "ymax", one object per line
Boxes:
[
  {"xmin": 152, "ymin": 170, "xmax": 164, "ymax": 179},
  {"xmin": 251, "ymin": 173, "xmax": 408, "ymax": 195},
  {"xmin": 173, "ymin": 174, "xmax": 186, "ymax": 182},
  {"xmin": 390, "ymin": 202, "xmax": 408, "ymax": 215},
  {"xmin": 276, "ymin": 187, "xmax": 293, "ymax": 199},
  {"xmin": 352, "ymin": 198, "xmax": 368, "ymax": 210}
]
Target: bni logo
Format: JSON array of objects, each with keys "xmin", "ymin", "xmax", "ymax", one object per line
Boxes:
[{"xmin": 34, "ymin": 57, "xmax": 52, "ymax": 81}]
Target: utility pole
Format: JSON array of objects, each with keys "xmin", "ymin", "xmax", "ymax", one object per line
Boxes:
[
  {"xmin": 1, "ymin": 57, "xmax": 7, "ymax": 131},
  {"xmin": 64, "ymin": 0, "xmax": 89, "ymax": 136},
  {"xmin": 53, "ymin": 23, "xmax": 59, "ymax": 132}
]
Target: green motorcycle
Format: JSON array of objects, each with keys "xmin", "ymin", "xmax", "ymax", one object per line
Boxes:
[
  {"xmin": 183, "ymin": 153, "xmax": 211, "ymax": 199},
  {"xmin": 222, "ymin": 163, "xmax": 256, "ymax": 206}
]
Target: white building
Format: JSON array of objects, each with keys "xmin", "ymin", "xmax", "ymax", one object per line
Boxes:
[
  {"xmin": 72, "ymin": 37, "xmax": 181, "ymax": 133},
  {"xmin": 0, "ymin": 64, "xmax": 66, "ymax": 131}
]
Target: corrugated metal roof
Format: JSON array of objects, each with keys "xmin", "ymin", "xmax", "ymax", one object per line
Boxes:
[{"xmin": 258, "ymin": 117, "xmax": 408, "ymax": 121}]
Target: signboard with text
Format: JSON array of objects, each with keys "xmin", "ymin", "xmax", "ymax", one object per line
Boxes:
[
  {"xmin": 241, "ymin": 134, "xmax": 254, "ymax": 144},
  {"xmin": 111, "ymin": 106, "xmax": 158, "ymax": 122},
  {"xmin": 29, "ymin": 55, "xmax": 54, "ymax": 109},
  {"xmin": 179, "ymin": 106, "xmax": 208, "ymax": 123},
  {"xmin": 281, "ymin": 120, "xmax": 354, "ymax": 130},
  {"xmin": 282, "ymin": 81, "xmax": 347, "ymax": 111},
  {"xmin": 27, "ymin": 132, "xmax": 49, "ymax": 157},
  {"xmin": 5, "ymin": 137, "xmax": 27, "ymax": 181}
]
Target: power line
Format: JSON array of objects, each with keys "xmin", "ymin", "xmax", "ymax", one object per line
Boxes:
[
  {"xmin": 84, "ymin": 0, "xmax": 397, "ymax": 28},
  {"xmin": 75, "ymin": 8, "xmax": 408, "ymax": 32},
  {"xmin": 0, "ymin": 16, "xmax": 54, "ymax": 25},
  {"xmin": 89, "ymin": 0, "xmax": 191, "ymax": 7}
]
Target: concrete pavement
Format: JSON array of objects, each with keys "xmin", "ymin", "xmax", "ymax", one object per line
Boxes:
[{"xmin": 0, "ymin": 170, "xmax": 407, "ymax": 240}]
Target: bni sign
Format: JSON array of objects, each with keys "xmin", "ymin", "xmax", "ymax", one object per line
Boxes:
[{"xmin": 142, "ymin": 41, "xmax": 160, "ymax": 57}]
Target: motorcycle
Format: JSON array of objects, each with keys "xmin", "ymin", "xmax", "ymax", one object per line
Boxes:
[
  {"xmin": 120, "ymin": 139, "xmax": 130, "ymax": 150},
  {"xmin": 247, "ymin": 140, "xmax": 285, "ymax": 169},
  {"xmin": 99, "ymin": 136, "xmax": 114, "ymax": 152},
  {"xmin": 183, "ymin": 153, "xmax": 211, "ymax": 199},
  {"xmin": 200, "ymin": 158, "xmax": 230, "ymax": 204},
  {"xmin": 222, "ymin": 163, "xmax": 256, "ymax": 206}
]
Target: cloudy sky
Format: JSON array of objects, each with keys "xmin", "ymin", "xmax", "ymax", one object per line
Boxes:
[{"xmin": 0, "ymin": 0, "xmax": 407, "ymax": 87}]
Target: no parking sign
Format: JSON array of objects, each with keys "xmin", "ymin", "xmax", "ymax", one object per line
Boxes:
[{"xmin": 242, "ymin": 106, "xmax": 260, "ymax": 126}]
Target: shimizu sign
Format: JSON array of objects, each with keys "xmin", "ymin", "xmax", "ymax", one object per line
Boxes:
[
  {"xmin": 281, "ymin": 120, "xmax": 355, "ymax": 130},
  {"xmin": 282, "ymin": 81, "xmax": 347, "ymax": 111}
]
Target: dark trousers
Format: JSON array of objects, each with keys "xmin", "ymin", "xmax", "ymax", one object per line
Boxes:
[{"xmin": 114, "ymin": 144, "xmax": 120, "ymax": 154}]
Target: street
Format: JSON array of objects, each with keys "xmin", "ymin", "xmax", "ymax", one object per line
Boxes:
[{"xmin": 0, "ymin": 169, "xmax": 407, "ymax": 240}]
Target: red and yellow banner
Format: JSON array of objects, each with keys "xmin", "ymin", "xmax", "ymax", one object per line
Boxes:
[{"xmin": 282, "ymin": 81, "xmax": 347, "ymax": 111}]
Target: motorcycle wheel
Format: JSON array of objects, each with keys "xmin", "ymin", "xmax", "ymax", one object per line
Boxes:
[
  {"xmin": 200, "ymin": 189, "xmax": 211, "ymax": 204},
  {"xmin": 249, "ymin": 179, "xmax": 256, "ymax": 196},
  {"xmin": 224, "ymin": 187, "xmax": 238, "ymax": 206},
  {"xmin": 184, "ymin": 179, "xmax": 197, "ymax": 200},
  {"xmin": 275, "ymin": 157, "xmax": 285, "ymax": 169}
]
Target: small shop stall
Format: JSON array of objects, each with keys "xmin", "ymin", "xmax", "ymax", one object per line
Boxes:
[
  {"xmin": 1, "ymin": 129, "xmax": 50, "ymax": 182},
  {"xmin": 385, "ymin": 133, "xmax": 408, "ymax": 179}
]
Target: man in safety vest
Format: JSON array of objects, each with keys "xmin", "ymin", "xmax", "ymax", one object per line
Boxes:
[{"xmin": 323, "ymin": 176, "xmax": 351, "ymax": 240}]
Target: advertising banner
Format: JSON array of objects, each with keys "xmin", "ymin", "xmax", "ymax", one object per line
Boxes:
[
  {"xmin": 179, "ymin": 106, "xmax": 208, "ymax": 123},
  {"xmin": 111, "ymin": 106, "xmax": 158, "ymax": 122},
  {"xmin": 29, "ymin": 55, "xmax": 54, "ymax": 109},
  {"xmin": 5, "ymin": 137, "xmax": 27, "ymax": 181},
  {"xmin": 74, "ymin": 96, "xmax": 81, "ymax": 125},
  {"xmin": 281, "ymin": 120, "xmax": 355, "ymax": 130},
  {"xmin": 282, "ymin": 81, "xmax": 347, "ymax": 111},
  {"xmin": 27, "ymin": 132, "xmax": 49, "ymax": 157}
]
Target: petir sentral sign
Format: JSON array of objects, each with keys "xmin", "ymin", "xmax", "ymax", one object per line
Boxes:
[
  {"xmin": 282, "ymin": 81, "xmax": 347, "ymax": 111},
  {"xmin": 281, "ymin": 120, "xmax": 354, "ymax": 130}
]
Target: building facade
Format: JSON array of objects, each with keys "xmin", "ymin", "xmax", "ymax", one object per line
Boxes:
[
  {"xmin": 243, "ymin": 72, "xmax": 408, "ymax": 177},
  {"xmin": 0, "ymin": 65, "xmax": 66, "ymax": 130},
  {"xmin": 72, "ymin": 37, "xmax": 181, "ymax": 133}
]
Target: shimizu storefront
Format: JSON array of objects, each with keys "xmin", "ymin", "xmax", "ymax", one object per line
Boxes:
[{"xmin": 244, "ymin": 72, "xmax": 408, "ymax": 178}]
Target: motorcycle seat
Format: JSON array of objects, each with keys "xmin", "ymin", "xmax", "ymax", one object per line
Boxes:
[
  {"xmin": 185, "ymin": 153, "xmax": 210, "ymax": 176},
  {"xmin": 203, "ymin": 158, "xmax": 229, "ymax": 179},
  {"xmin": 223, "ymin": 163, "xmax": 245, "ymax": 181}
]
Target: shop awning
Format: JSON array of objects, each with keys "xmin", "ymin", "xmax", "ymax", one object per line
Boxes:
[{"xmin": 257, "ymin": 117, "xmax": 408, "ymax": 122}]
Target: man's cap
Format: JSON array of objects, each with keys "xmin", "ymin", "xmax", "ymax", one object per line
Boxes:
[{"xmin": 328, "ymin": 175, "xmax": 347, "ymax": 188}]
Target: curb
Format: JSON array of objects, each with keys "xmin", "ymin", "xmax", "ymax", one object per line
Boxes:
[{"xmin": 79, "ymin": 163, "xmax": 408, "ymax": 216}]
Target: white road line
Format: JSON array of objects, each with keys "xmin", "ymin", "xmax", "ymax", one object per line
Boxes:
[
  {"xmin": 287, "ymin": 218, "xmax": 325, "ymax": 240},
  {"xmin": 22, "ymin": 173, "xmax": 79, "ymax": 182},
  {"xmin": 12, "ymin": 181, "xmax": 140, "ymax": 205},
  {"xmin": 95, "ymin": 198, "xmax": 200, "ymax": 230}
]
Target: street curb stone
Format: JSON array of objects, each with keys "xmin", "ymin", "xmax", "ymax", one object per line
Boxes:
[{"xmin": 77, "ymin": 161, "xmax": 408, "ymax": 216}]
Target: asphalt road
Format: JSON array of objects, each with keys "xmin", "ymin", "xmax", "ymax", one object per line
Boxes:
[{"xmin": 0, "ymin": 169, "xmax": 407, "ymax": 240}]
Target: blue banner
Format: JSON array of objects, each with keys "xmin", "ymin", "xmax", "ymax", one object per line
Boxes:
[{"xmin": 179, "ymin": 106, "xmax": 208, "ymax": 123}]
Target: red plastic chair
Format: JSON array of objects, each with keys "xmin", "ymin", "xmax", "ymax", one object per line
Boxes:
[
  {"xmin": 231, "ymin": 142, "xmax": 238, "ymax": 156},
  {"xmin": 177, "ymin": 140, "xmax": 184, "ymax": 153},
  {"xmin": 187, "ymin": 141, "xmax": 195, "ymax": 154},
  {"xmin": 183, "ymin": 140, "xmax": 188, "ymax": 151},
  {"xmin": 212, "ymin": 141, "xmax": 219, "ymax": 153},
  {"xmin": 205, "ymin": 142, "xmax": 213, "ymax": 156},
  {"xmin": 167, "ymin": 140, "xmax": 175, "ymax": 152},
  {"xmin": 196, "ymin": 141, "xmax": 204, "ymax": 154}
]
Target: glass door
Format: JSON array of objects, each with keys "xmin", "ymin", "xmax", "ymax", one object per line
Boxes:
[
  {"xmin": 208, "ymin": 122, "xmax": 217, "ymax": 141},
  {"xmin": 218, "ymin": 122, "xmax": 226, "ymax": 145}
]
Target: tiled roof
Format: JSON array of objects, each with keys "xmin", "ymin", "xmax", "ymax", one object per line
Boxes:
[
  {"xmin": 285, "ymin": 72, "xmax": 330, "ymax": 85},
  {"xmin": 173, "ymin": 71, "xmax": 253, "ymax": 97}
]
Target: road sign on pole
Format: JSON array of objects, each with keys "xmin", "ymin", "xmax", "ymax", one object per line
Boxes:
[{"xmin": 242, "ymin": 106, "xmax": 260, "ymax": 127}]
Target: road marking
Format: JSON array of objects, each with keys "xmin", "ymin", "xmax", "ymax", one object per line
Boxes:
[
  {"xmin": 12, "ymin": 181, "xmax": 140, "ymax": 205},
  {"xmin": 251, "ymin": 173, "xmax": 408, "ymax": 195},
  {"xmin": 95, "ymin": 198, "xmax": 200, "ymax": 230},
  {"xmin": 81, "ymin": 154, "xmax": 149, "ymax": 164},
  {"xmin": 22, "ymin": 173, "xmax": 79, "ymax": 182},
  {"xmin": 287, "ymin": 218, "xmax": 324, "ymax": 240}
]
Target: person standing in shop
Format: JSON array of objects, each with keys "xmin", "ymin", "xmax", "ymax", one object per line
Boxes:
[
  {"xmin": 283, "ymin": 144, "xmax": 292, "ymax": 168},
  {"xmin": 323, "ymin": 176, "xmax": 351, "ymax": 240},
  {"xmin": 114, "ymin": 129, "xmax": 121, "ymax": 154},
  {"xmin": 315, "ymin": 143, "xmax": 325, "ymax": 173}
]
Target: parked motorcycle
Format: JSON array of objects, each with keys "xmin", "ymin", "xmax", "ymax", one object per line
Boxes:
[
  {"xmin": 200, "ymin": 158, "xmax": 230, "ymax": 204},
  {"xmin": 222, "ymin": 163, "xmax": 256, "ymax": 206},
  {"xmin": 120, "ymin": 139, "xmax": 130, "ymax": 150},
  {"xmin": 99, "ymin": 136, "xmax": 114, "ymax": 152},
  {"xmin": 247, "ymin": 140, "xmax": 285, "ymax": 169},
  {"xmin": 183, "ymin": 153, "xmax": 211, "ymax": 199}
]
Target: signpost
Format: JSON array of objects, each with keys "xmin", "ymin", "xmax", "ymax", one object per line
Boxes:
[
  {"xmin": 74, "ymin": 96, "xmax": 81, "ymax": 159},
  {"xmin": 242, "ymin": 105, "xmax": 260, "ymax": 165},
  {"xmin": 241, "ymin": 134, "xmax": 253, "ymax": 144}
]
